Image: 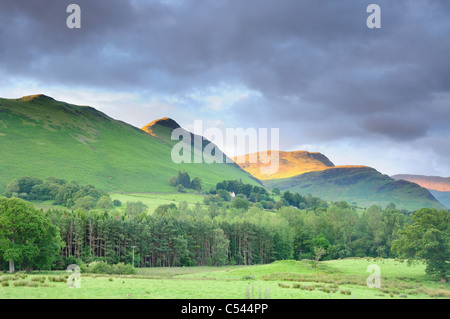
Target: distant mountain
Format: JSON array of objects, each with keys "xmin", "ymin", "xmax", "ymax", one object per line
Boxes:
[
  {"xmin": 0, "ymin": 95, "xmax": 258, "ymax": 193},
  {"xmin": 428, "ymin": 190, "xmax": 450, "ymax": 210},
  {"xmin": 392, "ymin": 174, "xmax": 450, "ymax": 209},
  {"xmin": 262, "ymin": 161, "xmax": 445, "ymax": 211},
  {"xmin": 234, "ymin": 150, "xmax": 335, "ymax": 180},
  {"xmin": 391, "ymin": 174, "xmax": 450, "ymax": 192}
]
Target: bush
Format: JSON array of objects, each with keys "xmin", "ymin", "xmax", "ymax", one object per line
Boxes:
[
  {"xmin": 85, "ymin": 261, "xmax": 112, "ymax": 274},
  {"xmin": 300, "ymin": 285, "xmax": 315, "ymax": 291},
  {"xmin": 1, "ymin": 281, "xmax": 9, "ymax": 287},
  {"xmin": 13, "ymin": 280, "xmax": 38, "ymax": 287},
  {"xmin": 31, "ymin": 276, "xmax": 46, "ymax": 283},
  {"xmin": 176, "ymin": 184, "xmax": 186, "ymax": 193},
  {"xmin": 73, "ymin": 195, "xmax": 96, "ymax": 211},
  {"xmin": 48, "ymin": 276, "xmax": 66, "ymax": 282},
  {"xmin": 260, "ymin": 200, "xmax": 275, "ymax": 210},
  {"xmin": 168, "ymin": 176, "xmax": 178, "ymax": 187},
  {"xmin": 97, "ymin": 195, "xmax": 114, "ymax": 209},
  {"xmin": 232, "ymin": 198, "xmax": 249, "ymax": 210},
  {"xmin": 112, "ymin": 262, "xmax": 135, "ymax": 275},
  {"xmin": 84, "ymin": 261, "xmax": 135, "ymax": 275}
]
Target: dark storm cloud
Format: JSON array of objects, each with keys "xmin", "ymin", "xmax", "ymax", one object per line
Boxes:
[
  {"xmin": 363, "ymin": 115, "xmax": 430, "ymax": 141},
  {"xmin": 1, "ymin": 0, "xmax": 449, "ymax": 167}
]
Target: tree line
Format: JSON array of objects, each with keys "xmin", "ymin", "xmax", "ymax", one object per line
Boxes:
[
  {"xmin": 0, "ymin": 178, "xmax": 448, "ymax": 281},
  {"xmin": 4, "ymin": 176, "xmax": 117, "ymax": 210}
]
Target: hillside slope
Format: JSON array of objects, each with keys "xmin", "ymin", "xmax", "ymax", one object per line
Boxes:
[
  {"xmin": 428, "ymin": 190, "xmax": 450, "ymax": 209},
  {"xmin": 264, "ymin": 166, "xmax": 445, "ymax": 211},
  {"xmin": 142, "ymin": 117, "xmax": 242, "ymax": 168},
  {"xmin": 234, "ymin": 150, "xmax": 335, "ymax": 180},
  {"xmin": 0, "ymin": 95, "xmax": 259, "ymax": 193},
  {"xmin": 391, "ymin": 174, "xmax": 450, "ymax": 192},
  {"xmin": 392, "ymin": 174, "xmax": 450, "ymax": 209}
]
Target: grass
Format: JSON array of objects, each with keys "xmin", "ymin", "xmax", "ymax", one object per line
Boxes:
[
  {"xmin": 0, "ymin": 258, "xmax": 448, "ymax": 299},
  {"xmin": 110, "ymin": 192, "xmax": 206, "ymax": 213},
  {"xmin": 29, "ymin": 192, "xmax": 207, "ymax": 214}
]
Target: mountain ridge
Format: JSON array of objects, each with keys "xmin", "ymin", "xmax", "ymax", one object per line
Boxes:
[
  {"xmin": 234, "ymin": 150, "xmax": 336, "ymax": 180},
  {"xmin": 391, "ymin": 174, "xmax": 450, "ymax": 192},
  {"xmin": 264, "ymin": 165, "xmax": 445, "ymax": 211},
  {"xmin": 0, "ymin": 95, "xmax": 259, "ymax": 193},
  {"xmin": 392, "ymin": 174, "xmax": 450, "ymax": 209}
]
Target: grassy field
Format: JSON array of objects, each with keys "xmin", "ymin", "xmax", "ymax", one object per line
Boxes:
[
  {"xmin": 0, "ymin": 259, "xmax": 448, "ymax": 299},
  {"xmin": 29, "ymin": 192, "xmax": 207, "ymax": 214},
  {"xmin": 110, "ymin": 192, "xmax": 206, "ymax": 213}
]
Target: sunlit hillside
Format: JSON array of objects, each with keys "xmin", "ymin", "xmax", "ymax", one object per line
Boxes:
[
  {"xmin": 0, "ymin": 95, "xmax": 259, "ymax": 193},
  {"xmin": 234, "ymin": 150, "xmax": 335, "ymax": 180}
]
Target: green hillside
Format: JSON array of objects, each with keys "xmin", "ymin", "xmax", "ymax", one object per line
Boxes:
[
  {"xmin": 0, "ymin": 95, "xmax": 259, "ymax": 193},
  {"xmin": 429, "ymin": 190, "xmax": 450, "ymax": 209},
  {"xmin": 263, "ymin": 166, "xmax": 446, "ymax": 211}
]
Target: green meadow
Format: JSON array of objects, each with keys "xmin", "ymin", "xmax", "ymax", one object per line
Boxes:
[
  {"xmin": 110, "ymin": 192, "xmax": 206, "ymax": 213},
  {"xmin": 29, "ymin": 192, "xmax": 206, "ymax": 214},
  {"xmin": 0, "ymin": 259, "xmax": 448, "ymax": 299}
]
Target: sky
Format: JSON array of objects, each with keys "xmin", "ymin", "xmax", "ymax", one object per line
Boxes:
[{"xmin": 1, "ymin": 0, "xmax": 449, "ymax": 177}]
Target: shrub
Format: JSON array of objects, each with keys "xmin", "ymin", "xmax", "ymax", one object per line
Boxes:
[
  {"xmin": 1, "ymin": 281, "xmax": 9, "ymax": 287},
  {"xmin": 300, "ymin": 285, "xmax": 315, "ymax": 291},
  {"xmin": 168, "ymin": 176, "xmax": 178, "ymax": 187},
  {"xmin": 176, "ymin": 184, "xmax": 186, "ymax": 193},
  {"xmin": 13, "ymin": 281, "xmax": 27, "ymax": 287},
  {"xmin": 84, "ymin": 261, "xmax": 135, "ymax": 275},
  {"xmin": 97, "ymin": 195, "xmax": 114, "ymax": 209},
  {"xmin": 112, "ymin": 263, "xmax": 135, "ymax": 275},
  {"xmin": 86, "ymin": 261, "xmax": 112, "ymax": 274},
  {"xmin": 427, "ymin": 289, "xmax": 450, "ymax": 298},
  {"xmin": 31, "ymin": 276, "xmax": 45, "ymax": 282},
  {"xmin": 48, "ymin": 276, "xmax": 66, "ymax": 282}
]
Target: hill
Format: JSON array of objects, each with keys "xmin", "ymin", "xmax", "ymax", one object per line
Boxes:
[
  {"xmin": 428, "ymin": 190, "xmax": 450, "ymax": 210},
  {"xmin": 263, "ymin": 166, "xmax": 446, "ymax": 211},
  {"xmin": 234, "ymin": 150, "xmax": 335, "ymax": 180},
  {"xmin": 0, "ymin": 95, "xmax": 259, "ymax": 193},
  {"xmin": 391, "ymin": 174, "xmax": 450, "ymax": 209},
  {"xmin": 391, "ymin": 174, "xmax": 450, "ymax": 192},
  {"xmin": 142, "ymin": 117, "xmax": 241, "ymax": 167}
]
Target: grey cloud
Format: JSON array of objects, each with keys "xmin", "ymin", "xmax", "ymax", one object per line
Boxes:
[
  {"xmin": 363, "ymin": 116, "xmax": 430, "ymax": 141},
  {"xmin": 1, "ymin": 0, "xmax": 449, "ymax": 174}
]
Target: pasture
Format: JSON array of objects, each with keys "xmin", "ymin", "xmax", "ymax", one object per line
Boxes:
[{"xmin": 0, "ymin": 259, "xmax": 448, "ymax": 299}]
